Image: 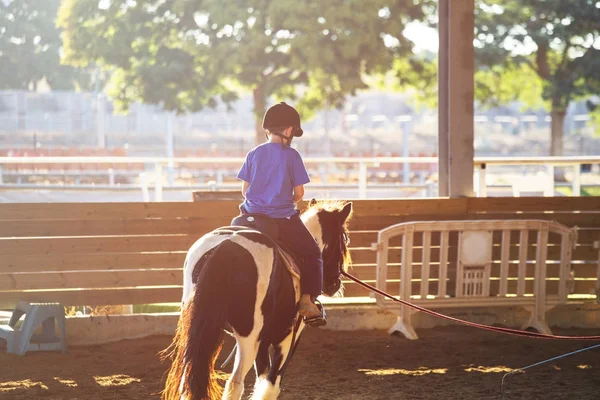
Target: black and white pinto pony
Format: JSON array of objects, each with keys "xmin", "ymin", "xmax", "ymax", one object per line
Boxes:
[{"xmin": 162, "ymin": 200, "xmax": 353, "ymax": 400}]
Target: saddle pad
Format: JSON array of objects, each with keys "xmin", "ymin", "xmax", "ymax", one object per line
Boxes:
[{"xmin": 276, "ymin": 248, "xmax": 301, "ymax": 280}]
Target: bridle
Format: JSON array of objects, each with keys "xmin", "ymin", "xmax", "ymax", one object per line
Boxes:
[{"xmin": 322, "ymin": 228, "xmax": 350, "ymax": 289}]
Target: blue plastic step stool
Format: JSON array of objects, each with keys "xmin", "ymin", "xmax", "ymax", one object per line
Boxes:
[{"xmin": 0, "ymin": 301, "xmax": 67, "ymax": 356}]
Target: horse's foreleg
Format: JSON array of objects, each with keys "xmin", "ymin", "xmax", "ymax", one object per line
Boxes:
[
  {"xmin": 223, "ymin": 334, "xmax": 260, "ymax": 400},
  {"xmin": 253, "ymin": 340, "xmax": 270, "ymax": 391},
  {"xmin": 251, "ymin": 328, "xmax": 299, "ymax": 400}
]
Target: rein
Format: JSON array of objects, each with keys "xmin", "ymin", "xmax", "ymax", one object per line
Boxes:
[
  {"xmin": 341, "ymin": 271, "xmax": 600, "ymax": 341},
  {"xmin": 278, "ymin": 314, "xmax": 304, "ymax": 380}
]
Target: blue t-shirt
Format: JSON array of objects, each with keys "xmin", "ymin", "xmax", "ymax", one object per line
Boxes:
[{"xmin": 237, "ymin": 143, "xmax": 310, "ymax": 218}]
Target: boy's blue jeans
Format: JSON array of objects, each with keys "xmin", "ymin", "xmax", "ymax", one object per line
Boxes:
[
  {"xmin": 273, "ymin": 212, "xmax": 323, "ymax": 298},
  {"xmin": 236, "ymin": 206, "xmax": 323, "ymax": 297}
]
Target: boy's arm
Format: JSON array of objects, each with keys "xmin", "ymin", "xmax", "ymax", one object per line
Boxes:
[
  {"xmin": 242, "ymin": 181, "xmax": 250, "ymax": 198},
  {"xmin": 293, "ymin": 184, "xmax": 304, "ymax": 203}
]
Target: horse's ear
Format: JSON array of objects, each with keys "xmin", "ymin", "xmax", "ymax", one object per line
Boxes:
[
  {"xmin": 339, "ymin": 202, "xmax": 352, "ymax": 222},
  {"xmin": 309, "ymin": 198, "xmax": 317, "ymax": 206}
]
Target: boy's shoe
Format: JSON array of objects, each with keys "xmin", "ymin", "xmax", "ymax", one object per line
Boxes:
[{"xmin": 299, "ymin": 298, "xmax": 327, "ymax": 328}]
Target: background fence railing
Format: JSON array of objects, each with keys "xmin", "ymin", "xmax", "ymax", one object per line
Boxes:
[{"xmin": 0, "ymin": 156, "xmax": 598, "ymax": 201}]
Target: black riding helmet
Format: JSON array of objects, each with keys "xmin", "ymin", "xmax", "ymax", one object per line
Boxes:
[{"xmin": 262, "ymin": 102, "xmax": 304, "ymax": 137}]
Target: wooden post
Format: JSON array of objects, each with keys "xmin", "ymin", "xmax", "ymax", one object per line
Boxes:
[
  {"xmin": 500, "ymin": 230, "xmax": 510, "ymax": 296},
  {"xmin": 154, "ymin": 163, "xmax": 163, "ymax": 202},
  {"xmin": 438, "ymin": 0, "xmax": 475, "ymax": 197},
  {"xmin": 477, "ymin": 163, "xmax": 487, "ymax": 197},
  {"xmin": 358, "ymin": 161, "xmax": 367, "ymax": 199},
  {"xmin": 166, "ymin": 113, "xmax": 175, "ymax": 186},
  {"xmin": 420, "ymin": 232, "xmax": 431, "ymax": 298},
  {"xmin": 438, "ymin": 0, "xmax": 449, "ymax": 197},
  {"xmin": 572, "ymin": 164, "xmax": 581, "ymax": 196},
  {"xmin": 96, "ymin": 94, "xmax": 106, "ymax": 148},
  {"xmin": 438, "ymin": 231, "xmax": 449, "ymax": 298},
  {"xmin": 517, "ymin": 230, "xmax": 529, "ymax": 297}
]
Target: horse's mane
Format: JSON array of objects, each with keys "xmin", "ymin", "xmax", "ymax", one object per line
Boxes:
[
  {"xmin": 302, "ymin": 199, "xmax": 353, "ymax": 280},
  {"xmin": 301, "ymin": 199, "xmax": 353, "ymax": 226}
]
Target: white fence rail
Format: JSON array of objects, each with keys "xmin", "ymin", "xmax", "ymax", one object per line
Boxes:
[
  {"xmin": 0, "ymin": 156, "xmax": 598, "ymax": 201},
  {"xmin": 372, "ymin": 220, "xmax": 578, "ymax": 339}
]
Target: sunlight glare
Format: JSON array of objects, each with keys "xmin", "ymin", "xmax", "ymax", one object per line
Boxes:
[
  {"xmin": 0, "ymin": 380, "xmax": 48, "ymax": 392},
  {"xmin": 93, "ymin": 374, "xmax": 141, "ymax": 387},
  {"xmin": 358, "ymin": 367, "xmax": 447, "ymax": 376},
  {"xmin": 403, "ymin": 22, "xmax": 438, "ymax": 52},
  {"xmin": 54, "ymin": 377, "xmax": 78, "ymax": 387},
  {"xmin": 464, "ymin": 365, "xmax": 514, "ymax": 373}
]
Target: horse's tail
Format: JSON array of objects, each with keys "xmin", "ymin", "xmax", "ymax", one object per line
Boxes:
[{"xmin": 162, "ymin": 240, "xmax": 236, "ymax": 400}]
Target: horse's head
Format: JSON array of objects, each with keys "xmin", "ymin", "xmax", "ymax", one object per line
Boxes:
[{"xmin": 301, "ymin": 199, "xmax": 352, "ymax": 297}]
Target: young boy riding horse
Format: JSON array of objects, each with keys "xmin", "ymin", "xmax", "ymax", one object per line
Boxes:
[{"xmin": 236, "ymin": 101, "xmax": 325, "ymax": 325}]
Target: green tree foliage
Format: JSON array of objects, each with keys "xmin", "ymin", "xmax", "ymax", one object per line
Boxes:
[
  {"xmin": 58, "ymin": 0, "xmax": 425, "ymax": 144},
  {"xmin": 388, "ymin": 1, "xmax": 600, "ymax": 151},
  {"xmin": 474, "ymin": 62, "xmax": 545, "ymax": 110},
  {"xmin": 474, "ymin": 0, "xmax": 600, "ymax": 155},
  {"xmin": 0, "ymin": 0, "xmax": 90, "ymax": 91},
  {"xmin": 385, "ymin": 50, "xmax": 545, "ymax": 113}
]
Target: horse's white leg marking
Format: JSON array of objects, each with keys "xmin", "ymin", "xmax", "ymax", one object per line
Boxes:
[
  {"xmin": 223, "ymin": 335, "xmax": 260, "ymax": 400},
  {"xmin": 251, "ymin": 325, "xmax": 303, "ymax": 400},
  {"xmin": 252, "ymin": 340, "xmax": 270, "ymax": 396},
  {"xmin": 182, "ymin": 233, "xmax": 230, "ymax": 304},
  {"xmin": 253, "ymin": 364, "xmax": 268, "ymax": 397},
  {"xmin": 251, "ymin": 376, "xmax": 274, "ymax": 400},
  {"xmin": 223, "ymin": 235, "xmax": 274, "ymax": 400}
]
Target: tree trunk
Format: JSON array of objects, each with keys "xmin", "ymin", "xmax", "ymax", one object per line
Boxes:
[
  {"xmin": 252, "ymin": 85, "xmax": 266, "ymax": 146},
  {"xmin": 550, "ymin": 108, "xmax": 565, "ymax": 157},
  {"xmin": 550, "ymin": 106, "xmax": 567, "ymax": 182}
]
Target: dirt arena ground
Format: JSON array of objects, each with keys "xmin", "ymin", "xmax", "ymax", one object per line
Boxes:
[{"xmin": 1, "ymin": 326, "xmax": 600, "ymax": 400}]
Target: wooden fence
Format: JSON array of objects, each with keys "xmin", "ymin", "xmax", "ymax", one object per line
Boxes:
[{"xmin": 0, "ymin": 197, "xmax": 598, "ymax": 309}]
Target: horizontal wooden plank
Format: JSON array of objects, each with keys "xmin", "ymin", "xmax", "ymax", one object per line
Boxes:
[
  {"xmin": 349, "ymin": 213, "xmax": 600, "ymax": 231},
  {"xmin": 0, "ymin": 287, "xmax": 182, "ymax": 308},
  {"xmin": 350, "ymin": 230, "xmax": 461, "ymax": 247},
  {"xmin": 346, "ymin": 198, "xmax": 468, "ymax": 217},
  {"xmin": 2, "ymin": 203, "xmax": 598, "ymax": 241},
  {"xmin": 0, "ymin": 252, "xmax": 186, "ymax": 273},
  {"xmin": 2, "ymin": 245, "xmax": 589, "ymax": 279},
  {"xmin": 488, "ymin": 244, "xmax": 596, "ymax": 262},
  {"xmin": 7, "ymin": 262, "xmax": 588, "ymax": 295},
  {"xmin": 350, "ymin": 244, "xmax": 598, "ymax": 266},
  {"xmin": 0, "ymin": 235, "xmax": 198, "ymax": 255},
  {"xmin": 346, "ymin": 262, "xmax": 599, "ymax": 282},
  {"xmin": 351, "ymin": 248, "xmax": 460, "ymax": 265},
  {"xmin": 467, "ymin": 197, "xmax": 600, "ymax": 213},
  {"xmin": 350, "ymin": 228, "xmax": 599, "ymax": 248},
  {"xmin": 490, "ymin": 229, "xmax": 599, "ymax": 245},
  {"xmin": 0, "ymin": 269, "xmax": 182, "ymax": 291},
  {"xmin": 340, "ymin": 279, "xmax": 597, "ymax": 298},
  {"xmin": 7, "ymin": 220, "xmax": 579, "ymax": 253},
  {"xmin": 0, "ymin": 217, "xmax": 231, "ymax": 238},
  {"xmin": 2, "ymin": 243, "xmax": 592, "ymax": 275},
  {"xmin": 571, "ymin": 263, "xmax": 600, "ymax": 279},
  {"xmin": 193, "ymin": 191, "xmax": 245, "ymax": 201},
  {"xmin": 1, "ymin": 199, "xmax": 598, "ymax": 227},
  {"xmin": 1, "ymin": 277, "xmax": 593, "ymax": 308},
  {"xmin": 0, "ymin": 199, "xmax": 467, "ymax": 221},
  {"xmin": 488, "ymin": 279, "xmax": 597, "ymax": 297},
  {"xmin": 0, "ymin": 201, "xmax": 241, "ymax": 220}
]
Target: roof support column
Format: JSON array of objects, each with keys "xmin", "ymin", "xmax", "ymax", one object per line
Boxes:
[{"xmin": 438, "ymin": 0, "xmax": 475, "ymax": 197}]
